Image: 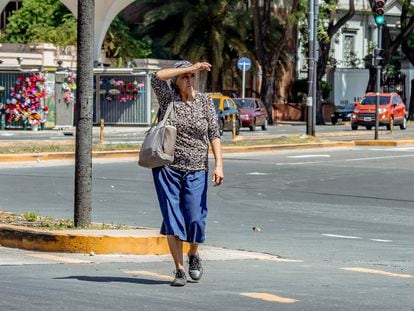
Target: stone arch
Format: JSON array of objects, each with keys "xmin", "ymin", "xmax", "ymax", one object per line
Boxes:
[{"xmin": 60, "ymin": 0, "xmax": 136, "ymax": 64}]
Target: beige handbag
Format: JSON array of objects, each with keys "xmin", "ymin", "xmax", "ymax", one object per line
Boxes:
[{"xmin": 138, "ymin": 102, "xmax": 176, "ymax": 168}]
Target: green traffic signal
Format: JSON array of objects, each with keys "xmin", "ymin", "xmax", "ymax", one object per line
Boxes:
[
  {"xmin": 374, "ymin": 0, "xmax": 386, "ymax": 25},
  {"xmin": 375, "ymin": 15, "xmax": 385, "ymax": 25}
]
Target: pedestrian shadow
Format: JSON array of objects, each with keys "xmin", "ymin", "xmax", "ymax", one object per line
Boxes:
[{"xmin": 54, "ymin": 275, "xmax": 169, "ymax": 285}]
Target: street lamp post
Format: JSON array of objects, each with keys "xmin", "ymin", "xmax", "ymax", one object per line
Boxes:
[{"xmin": 306, "ymin": 0, "xmax": 315, "ymax": 136}]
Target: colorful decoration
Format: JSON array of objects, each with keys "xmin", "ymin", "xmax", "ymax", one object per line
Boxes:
[
  {"xmin": 103, "ymin": 79, "xmax": 144, "ymax": 103},
  {"xmin": 2, "ymin": 73, "xmax": 48, "ymax": 129},
  {"xmin": 61, "ymin": 71, "xmax": 76, "ymax": 105}
]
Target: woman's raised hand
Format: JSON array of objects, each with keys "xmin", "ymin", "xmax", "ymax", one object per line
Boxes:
[{"xmin": 191, "ymin": 62, "xmax": 212, "ymax": 73}]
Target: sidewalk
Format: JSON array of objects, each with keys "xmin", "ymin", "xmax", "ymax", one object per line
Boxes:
[{"xmin": 1, "ymin": 128, "xmax": 414, "ymax": 256}]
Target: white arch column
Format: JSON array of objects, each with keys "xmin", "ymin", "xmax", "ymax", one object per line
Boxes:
[
  {"xmin": 0, "ymin": 0, "xmax": 8, "ymax": 13},
  {"xmin": 60, "ymin": 0, "xmax": 135, "ymax": 64}
]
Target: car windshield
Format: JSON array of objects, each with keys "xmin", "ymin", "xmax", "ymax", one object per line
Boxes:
[
  {"xmin": 234, "ymin": 99, "xmax": 254, "ymax": 109},
  {"xmin": 337, "ymin": 103, "xmax": 354, "ymax": 110},
  {"xmin": 360, "ymin": 96, "xmax": 390, "ymax": 106}
]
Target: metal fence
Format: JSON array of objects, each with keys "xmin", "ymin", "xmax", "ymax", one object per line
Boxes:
[
  {"xmin": 94, "ymin": 73, "xmax": 150, "ymax": 125},
  {"xmin": 1, "ymin": 70, "xmax": 152, "ymax": 129}
]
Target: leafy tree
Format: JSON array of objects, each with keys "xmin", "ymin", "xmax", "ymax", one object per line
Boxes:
[
  {"xmin": 1, "ymin": 0, "xmax": 151, "ymax": 65},
  {"xmin": 2, "ymin": 0, "xmax": 77, "ymax": 46},
  {"xmin": 315, "ymin": 0, "xmax": 355, "ymax": 125},
  {"xmin": 366, "ymin": 0, "xmax": 414, "ymax": 94},
  {"xmin": 251, "ymin": 0, "xmax": 299, "ymax": 124},
  {"xmin": 391, "ymin": 0, "xmax": 414, "ymax": 120},
  {"xmin": 104, "ymin": 16, "xmax": 152, "ymax": 67}
]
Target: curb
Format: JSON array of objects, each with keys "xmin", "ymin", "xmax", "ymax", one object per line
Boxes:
[
  {"xmin": 354, "ymin": 140, "xmax": 414, "ymax": 146},
  {"xmin": 0, "ymin": 150, "xmax": 138, "ymax": 163},
  {"xmin": 0, "ymin": 224, "xmax": 189, "ymax": 255},
  {"xmin": 1, "ymin": 140, "xmax": 414, "ymax": 163}
]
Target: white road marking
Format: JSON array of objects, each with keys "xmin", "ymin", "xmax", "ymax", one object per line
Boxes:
[
  {"xmin": 345, "ymin": 154, "xmax": 414, "ymax": 162},
  {"xmin": 275, "ymin": 161, "xmax": 327, "ymax": 165},
  {"xmin": 287, "ymin": 154, "xmax": 331, "ymax": 159},
  {"xmin": 246, "ymin": 172, "xmax": 270, "ymax": 175},
  {"xmin": 323, "ymin": 234, "xmax": 393, "ymax": 243},
  {"xmin": 322, "ymin": 234, "xmax": 362, "ymax": 239},
  {"xmin": 368, "ymin": 147, "xmax": 414, "ymax": 151},
  {"xmin": 370, "ymin": 239, "xmax": 392, "ymax": 243}
]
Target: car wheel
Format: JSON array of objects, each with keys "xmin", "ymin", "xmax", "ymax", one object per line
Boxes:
[
  {"xmin": 366, "ymin": 126, "xmax": 372, "ymax": 130},
  {"xmin": 261, "ymin": 119, "xmax": 268, "ymax": 131},
  {"xmin": 400, "ymin": 118, "xmax": 407, "ymax": 130},
  {"xmin": 250, "ymin": 119, "xmax": 256, "ymax": 131},
  {"xmin": 351, "ymin": 124, "xmax": 358, "ymax": 130},
  {"xmin": 219, "ymin": 119, "xmax": 224, "ymax": 136}
]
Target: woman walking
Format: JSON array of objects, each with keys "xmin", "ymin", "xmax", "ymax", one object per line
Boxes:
[{"xmin": 150, "ymin": 60, "xmax": 223, "ymax": 286}]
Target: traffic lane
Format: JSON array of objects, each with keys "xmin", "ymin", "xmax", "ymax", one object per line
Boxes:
[
  {"xmin": 206, "ymin": 146, "xmax": 414, "ymax": 262},
  {"xmin": 1, "ymin": 259, "xmax": 413, "ymax": 310},
  {"xmin": 0, "ymin": 148, "xmax": 413, "ymax": 266},
  {"xmin": 2, "ymin": 122, "xmax": 413, "ymax": 143}
]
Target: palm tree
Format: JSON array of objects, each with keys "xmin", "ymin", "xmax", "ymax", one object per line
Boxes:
[{"xmin": 139, "ymin": 0, "xmax": 251, "ymax": 91}]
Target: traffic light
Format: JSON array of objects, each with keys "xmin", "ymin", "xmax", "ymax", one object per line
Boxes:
[
  {"xmin": 373, "ymin": 0, "xmax": 386, "ymax": 25},
  {"xmin": 372, "ymin": 48, "xmax": 384, "ymax": 67}
]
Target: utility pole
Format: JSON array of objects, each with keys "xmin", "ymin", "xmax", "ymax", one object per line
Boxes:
[
  {"xmin": 312, "ymin": 0, "xmax": 319, "ymax": 136},
  {"xmin": 306, "ymin": 0, "xmax": 315, "ymax": 136},
  {"xmin": 74, "ymin": 0, "xmax": 95, "ymax": 227}
]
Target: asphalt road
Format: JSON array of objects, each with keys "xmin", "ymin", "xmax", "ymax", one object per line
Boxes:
[
  {"xmin": 1, "ymin": 122, "xmax": 414, "ymax": 144},
  {"xmin": 1, "ymin": 146, "xmax": 414, "ymax": 310}
]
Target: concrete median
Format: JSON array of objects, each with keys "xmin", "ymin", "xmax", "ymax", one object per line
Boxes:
[{"xmin": 0, "ymin": 224, "xmax": 189, "ymax": 255}]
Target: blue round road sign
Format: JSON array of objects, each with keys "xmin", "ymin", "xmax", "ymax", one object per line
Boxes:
[{"xmin": 237, "ymin": 57, "xmax": 251, "ymax": 71}]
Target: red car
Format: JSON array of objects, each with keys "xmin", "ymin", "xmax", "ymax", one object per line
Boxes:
[
  {"xmin": 233, "ymin": 98, "xmax": 268, "ymax": 131},
  {"xmin": 351, "ymin": 92, "xmax": 407, "ymax": 130}
]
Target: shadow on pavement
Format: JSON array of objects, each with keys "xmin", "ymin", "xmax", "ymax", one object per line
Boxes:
[{"xmin": 54, "ymin": 275, "xmax": 169, "ymax": 285}]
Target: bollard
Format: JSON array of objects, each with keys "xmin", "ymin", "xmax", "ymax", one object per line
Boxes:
[
  {"xmin": 0, "ymin": 114, "xmax": 4, "ymax": 130},
  {"xmin": 232, "ymin": 114, "xmax": 236, "ymax": 140},
  {"xmin": 100, "ymin": 118, "xmax": 104, "ymax": 144}
]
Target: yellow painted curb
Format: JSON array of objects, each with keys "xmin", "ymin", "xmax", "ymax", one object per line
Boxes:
[
  {"xmin": 220, "ymin": 141, "xmax": 355, "ymax": 153},
  {"xmin": 0, "ymin": 150, "xmax": 138, "ymax": 162},
  {"xmin": 355, "ymin": 140, "xmax": 414, "ymax": 147},
  {"xmin": 0, "ymin": 225, "xmax": 189, "ymax": 255}
]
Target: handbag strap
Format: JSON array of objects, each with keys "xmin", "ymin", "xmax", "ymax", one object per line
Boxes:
[{"xmin": 156, "ymin": 102, "xmax": 175, "ymax": 126}]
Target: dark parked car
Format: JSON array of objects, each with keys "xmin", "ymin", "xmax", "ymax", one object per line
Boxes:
[
  {"xmin": 209, "ymin": 93, "xmax": 241, "ymax": 136},
  {"xmin": 233, "ymin": 98, "xmax": 268, "ymax": 131},
  {"xmin": 331, "ymin": 102, "xmax": 355, "ymax": 125}
]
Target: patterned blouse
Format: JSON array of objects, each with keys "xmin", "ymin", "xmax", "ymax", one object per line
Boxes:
[{"xmin": 151, "ymin": 74, "xmax": 220, "ymax": 172}]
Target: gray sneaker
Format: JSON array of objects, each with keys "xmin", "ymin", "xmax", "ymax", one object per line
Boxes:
[
  {"xmin": 188, "ymin": 254, "xmax": 203, "ymax": 281},
  {"xmin": 170, "ymin": 269, "xmax": 186, "ymax": 286}
]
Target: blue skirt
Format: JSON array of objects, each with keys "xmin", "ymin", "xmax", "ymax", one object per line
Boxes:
[{"xmin": 152, "ymin": 166, "xmax": 208, "ymax": 243}]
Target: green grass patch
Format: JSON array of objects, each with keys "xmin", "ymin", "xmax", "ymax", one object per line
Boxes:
[{"xmin": 1, "ymin": 211, "xmax": 134, "ymax": 230}]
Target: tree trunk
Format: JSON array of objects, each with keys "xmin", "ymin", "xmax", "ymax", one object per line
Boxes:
[
  {"xmin": 315, "ymin": 0, "xmax": 355, "ymax": 125},
  {"xmin": 262, "ymin": 71, "xmax": 276, "ymax": 123},
  {"xmin": 74, "ymin": 0, "xmax": 94, "ymax": 227}
]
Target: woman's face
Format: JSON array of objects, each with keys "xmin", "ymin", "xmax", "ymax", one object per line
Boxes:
[{"xmin": 175, "ymin": 73, "xmax": 196, "ymax": 96}]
